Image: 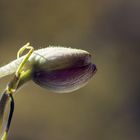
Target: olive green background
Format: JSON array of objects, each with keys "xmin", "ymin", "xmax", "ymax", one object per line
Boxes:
[{"xmin": 0, "ymin": 0, "xmax": 140, "ymax": 140}]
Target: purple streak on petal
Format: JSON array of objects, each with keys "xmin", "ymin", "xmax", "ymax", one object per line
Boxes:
[{"xmin": 33, "ymin": 63, "xmax": 96, "ymax": 93}]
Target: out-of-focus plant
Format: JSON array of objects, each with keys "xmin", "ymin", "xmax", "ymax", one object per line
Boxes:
[{"xmin": 0, "ymin": 43, "xmax": 97, "ymax": 140}]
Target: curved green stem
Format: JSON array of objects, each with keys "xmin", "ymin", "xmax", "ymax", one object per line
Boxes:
[
  {"xmin": 0, "ymin": 43, "xmax": 35, "ymax": 140},
  {"xmin": 16, "ymin": 42, "xmax": 34, "ymax": 77}
]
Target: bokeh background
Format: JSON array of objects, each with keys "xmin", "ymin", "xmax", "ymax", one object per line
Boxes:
[{"xmin": 0, "ymin": 0, "xmax": 140, "ymax": 140}]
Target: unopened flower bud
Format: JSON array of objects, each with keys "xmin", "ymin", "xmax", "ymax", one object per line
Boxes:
[
  {"xmin": 0, "ymin": 46, "xmax": 97, "ymax": 93},
  {"xmin": 31, "ymin": 47, "xmax": 97, "ymax": 93}
]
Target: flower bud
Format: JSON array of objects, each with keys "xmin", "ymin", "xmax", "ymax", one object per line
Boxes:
[{"xmin": 31, "ymin": 47, "xmax": 97, "ymax": 93}]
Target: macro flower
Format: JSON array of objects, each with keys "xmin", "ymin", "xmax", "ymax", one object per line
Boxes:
[
  {"xmin": 31, "ymin": 47, "xmax": 97, "ymax": 93},
  {"xmin": 0, "ymin": 46, "xmax": 97, "ymax": 93},
  {"xmin": 0, "ymin": 44, "xmax": 97, "ymax": 140}
]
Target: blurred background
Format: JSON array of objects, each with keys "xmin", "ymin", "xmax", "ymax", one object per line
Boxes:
[{"xmin": 0, "ymin": 0, "xmax": 140, "ymax": 140}]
